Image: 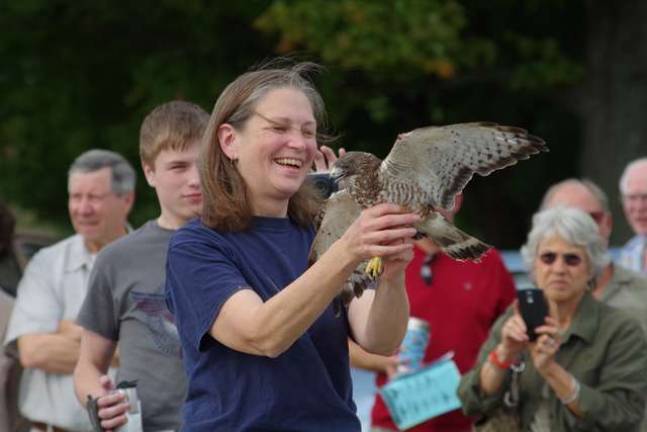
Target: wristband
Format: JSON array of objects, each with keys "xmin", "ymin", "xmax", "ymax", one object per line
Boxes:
[
  {"xmin": 560, "ymin": 375, "xmax": 580, "ymax": 405},
  {"xmin": 488, "ymin": 349, "xmax": 513, "ymax": 369}
]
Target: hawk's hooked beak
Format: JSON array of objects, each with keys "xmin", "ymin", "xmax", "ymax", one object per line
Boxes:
[{"xmin": 329, "ymin": 166, "xmax": 343, "ymax": 182}]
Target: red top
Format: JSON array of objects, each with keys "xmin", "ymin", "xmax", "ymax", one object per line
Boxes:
[{"xmin": 370, "ymin": 246, "xmax": 515, "ymax": 432}]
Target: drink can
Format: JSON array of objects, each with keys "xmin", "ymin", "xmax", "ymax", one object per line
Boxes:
[
  {"xmin": 397, "ymin": 317, "xmax": 430, "ymax": 375},
  {"xmin": 115, "ymin": 381, "xmax": 144, "ymax": 432}
]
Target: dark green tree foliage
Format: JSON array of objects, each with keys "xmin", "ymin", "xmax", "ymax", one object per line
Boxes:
[
  {"xmin": 4, "ymin": 0, "xmax": 641, "ymax": 247},
  {"xmin": 0, "ymin": 0, "xmax": 273, "ymax": 230},
  {"xmin": 256, "ymin": 0, "xmax": 585, "ymax": 246}
]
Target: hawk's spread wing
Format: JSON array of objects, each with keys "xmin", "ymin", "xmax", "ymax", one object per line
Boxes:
[
  {"xmin": 309, "ymin": 189, "xmax": 361, "ymax": 263},
  {"xmin": 382, "ymin": 122, "xmax": 547, "ymax": 210}
]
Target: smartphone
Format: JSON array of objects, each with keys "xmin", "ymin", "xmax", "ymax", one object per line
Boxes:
[
  {"xmin": 516, "ymin": 288, "xmax": 549, "ymax": 341},
  {"xmin": 307, "ymin": 172, "xmax": 339, "ymax": 198}
]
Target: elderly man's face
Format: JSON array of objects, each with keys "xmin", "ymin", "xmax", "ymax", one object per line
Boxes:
[
  {"xmin": 544, "ymin": 183, "xmax": 612, "ymax": 243},
  {"xmin": 622, "ymin": 165, "xmax": 647, "ymax": 236},
  {"xmin": 68, "ymin": 167, "xmax": 133, "ymax": 252}
]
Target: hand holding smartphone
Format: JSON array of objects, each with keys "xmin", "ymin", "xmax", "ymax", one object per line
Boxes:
[{"xmin": 516, "ymin": 288, "xmax": 549, "ymax": 341}]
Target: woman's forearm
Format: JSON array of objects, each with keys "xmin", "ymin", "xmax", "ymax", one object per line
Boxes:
[
  {"xmin": 541, "ymin": 362, "xmax": 584, "ymax": 417},
  {"xmin": 479, "ymin": 361, "xmax": 508, "ymax": 396},
  {"xmin": 352, "ymin": 272, "xmax": 409, "ymax": 355},
  {"xmin": 348, "ymin": 340, "xmax": 398, "ymax": 374},
  {"xmin": 211, "ymin": 238, "xmax": 359, "ymax": 357},
  {"xmin": 479, "ymin": 344, "xmax": 514, "ymax": 395},
  {"xmin": 74, "ymin": 359, "xmax": 107, "ymax": 403}
]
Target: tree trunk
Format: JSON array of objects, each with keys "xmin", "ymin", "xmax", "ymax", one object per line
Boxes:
[{"xmin": 581, "ymin": 0, "xmax": 647, "ymax": 246}]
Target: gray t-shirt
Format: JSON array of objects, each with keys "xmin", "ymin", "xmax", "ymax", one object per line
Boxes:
[{"xmin": 77, "ymin": 220, "xmax": 183, "ymax": 430}]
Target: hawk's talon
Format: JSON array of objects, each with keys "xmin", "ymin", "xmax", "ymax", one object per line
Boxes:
[{"xmin": 365, "ymin": 256, "xmax": 383, "ymax": 279}]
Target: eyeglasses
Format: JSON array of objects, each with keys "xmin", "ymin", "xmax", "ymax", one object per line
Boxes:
[
  {"xmin": 252, "ymin": 111, "xmax": 317, "ymax": 138},
  {"xmin": 539, "ymin": 252, "xmax": 583, "ymax": 267}
]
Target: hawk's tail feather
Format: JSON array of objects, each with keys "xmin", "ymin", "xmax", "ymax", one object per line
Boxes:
[
  {"xmin": 440, "ymin": 237, "xmax": 491, "ymax": 261},
  {"xmin": 334, "ymin": 266, "xmax": 379, "ymax": 315},
  {"xmin": 418, "ymin": 215, "xmax": 491, "ymax": 261}
]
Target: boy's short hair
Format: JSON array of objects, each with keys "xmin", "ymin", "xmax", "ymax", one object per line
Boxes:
[{"xmin": 139, "ymin": 101, "xmax": 209, "ymax": 167}]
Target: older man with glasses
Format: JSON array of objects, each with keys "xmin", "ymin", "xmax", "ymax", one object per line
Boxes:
[
  {"xmin": 619, "ymin": 158, "xmax": 647, "ymax": 274},
  {"xmin": 540, "ymin": 178, "xmax": 647, "ymax": 334},
  {"xmin": 4, "ymin": 149, "xmax": 135, "ymax": 432}
]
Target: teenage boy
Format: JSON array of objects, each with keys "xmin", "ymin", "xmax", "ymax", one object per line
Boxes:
[{"xmin": 73, "ymin": 101, "xmax": 209, "ymax": 430}]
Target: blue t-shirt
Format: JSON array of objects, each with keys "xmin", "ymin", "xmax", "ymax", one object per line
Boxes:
[{"xmin": 166, "ymin": 217, "xmax": 360, "ymax": 432}]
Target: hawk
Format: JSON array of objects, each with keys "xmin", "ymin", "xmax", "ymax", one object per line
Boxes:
[{"xmin": 310, "ymin": 122, "xmax": 547, "ymax": 305}]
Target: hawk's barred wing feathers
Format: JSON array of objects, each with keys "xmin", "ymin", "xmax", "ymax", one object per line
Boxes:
[{"xmin": 382, "ymin": 122, "xmax": 547, "ymax": 211}]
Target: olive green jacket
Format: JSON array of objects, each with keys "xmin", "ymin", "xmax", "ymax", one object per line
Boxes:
[
  {"xmin": 602, "ymin": 263, "xmax": 647, "ymax": 334},
  {"xmin": 458, "ymin": 293, "xmax": 647, "ymax": 431}
]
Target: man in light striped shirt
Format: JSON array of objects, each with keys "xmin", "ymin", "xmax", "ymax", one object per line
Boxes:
[{"xmin": 619, "ymin": 158, "xmax": 647, "ymax": 274}]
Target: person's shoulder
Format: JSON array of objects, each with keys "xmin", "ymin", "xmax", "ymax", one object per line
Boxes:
[
  {"xmin": 170, "ymin": 218, "xmax": 223, "ymax": 248},
  {"xmin": 621, "ymin": 235, "xmax": 644, "ymax": 251},
  {"xmin": 472, "ymin": 247, "xmax": 509, "ymax": 271},
  {"xmin": 93, "ymin": 221, "xmax": 169, "ymax": 272},
  {"xmin": 482, "ymin": 248, "xmax": 504, "ymax": 262},
  {"xmin": 614, "ymin": 264, "xmax": 647, "ymax": 287},
  {"xmin": 98, "ymin": 220, "xmax": 157, "ymax": 256},
  {"xmin": 598, "ymin": 299, "xmax": 645, "ymax": 335},
  {"xmin": 591, "ymin": 302, "xmax": 647, "ymax": 363},
  {"xmin": 27, "ymin": 234, "xmax": 78, "ymax": 263},
  {"xmin": 39, "ymin": 234, "xmax": 78, "ymax": 252}
]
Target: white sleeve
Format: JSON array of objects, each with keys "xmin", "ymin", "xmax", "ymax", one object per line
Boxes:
[{"xmin": 3, "ymin": 249, "xmax": 62, "ymax": 346}]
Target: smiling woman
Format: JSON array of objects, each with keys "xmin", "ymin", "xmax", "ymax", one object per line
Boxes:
[
  {"xmin": 459, "ymin": 207, "xmax": 647, "ymax": 431},
  {"xmin": 164, "ymin": 61, "xmax": 420, "ymax": 432}
]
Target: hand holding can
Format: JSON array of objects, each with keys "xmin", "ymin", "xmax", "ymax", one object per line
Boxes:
[
  {"xmin": 396, "ymin": 317, "xmax": 430, "ymax": 375},
  {"xmin": 114, "ymin": 381, "xmax": 144, "ymax": 432}
]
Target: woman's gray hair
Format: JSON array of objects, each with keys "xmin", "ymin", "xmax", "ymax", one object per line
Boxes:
[
  {"xmin": 68, "ymin": 149, "xmax": 136, "ymax": 196},
  {"xmin": 521, "ymin": 207, "xmax": 609, "ymax": 282}
]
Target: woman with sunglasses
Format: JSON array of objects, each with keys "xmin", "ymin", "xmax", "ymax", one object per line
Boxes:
[
  {"xmin": 164, "ymin": 62, "xmax": 418, "ymax": 431},
  {"xmin": 458, "ymin": 207, "xmax": 647, "ymax": 431}
]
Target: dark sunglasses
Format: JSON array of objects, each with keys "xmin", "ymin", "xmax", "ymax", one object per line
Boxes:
[{"xmin": 539, "ymin": 252, "xmax": 583, "ymax": 267}]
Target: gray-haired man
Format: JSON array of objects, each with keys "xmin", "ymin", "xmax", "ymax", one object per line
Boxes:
[
  {"xmin": 619, "ymin": 158, "xmax": 647, "ymax": 274},
  {"xmin": 4, "ymin": 149, "xmax": 135, "ymax": 432}
]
